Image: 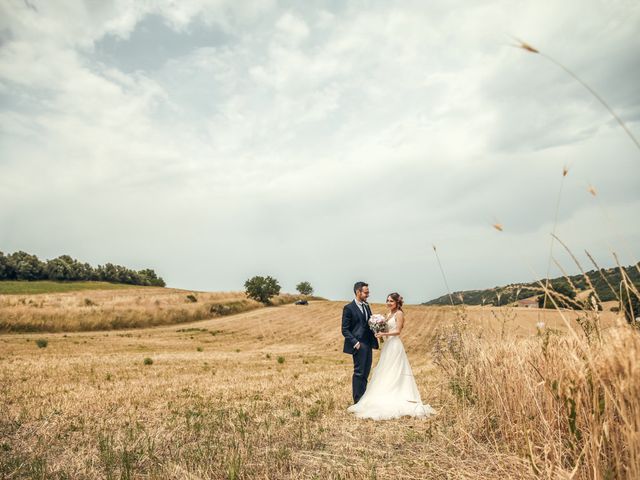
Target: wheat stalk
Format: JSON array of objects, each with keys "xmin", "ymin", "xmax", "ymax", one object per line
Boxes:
[{"xmin": 514, "ymin": 39, "xmax": 640, "ymax": 153}]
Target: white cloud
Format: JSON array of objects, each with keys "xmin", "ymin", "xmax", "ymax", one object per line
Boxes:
[{"xmin": 0, "ymin": 0, "xmax": 638, "ymax": 302}]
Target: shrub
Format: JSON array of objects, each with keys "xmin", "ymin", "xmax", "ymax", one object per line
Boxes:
[
  {"xmin": 277, "ymin": 356, "xmax": 285, "ymax": 364},
  {"xmin": 538, "ymin": 282, "xmax": 577, "ymax": 309},
  {"xmin": 186, "ymin": 294, "xmax": 197, "ymax": 303},
  {"xmin": 210, "ymin": 304, "xmax": 232, "ymax": 316},
  {"xmin": 143, "ymin": 357, "xmax": 153, "ymax": 365},
  {"xmin": 35, "ymin": 338, "xmax": 48, "ymax": 348}
]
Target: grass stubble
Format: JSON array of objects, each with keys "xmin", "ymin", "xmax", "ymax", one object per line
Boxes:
[{"xmin": 1, "ymin": 291, "xmax": 634, "ymax": 479}]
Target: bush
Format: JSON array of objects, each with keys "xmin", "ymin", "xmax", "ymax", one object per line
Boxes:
[
  {"xmin": 538, "ymin": 282, "xmax": 577, "ymax": 309},
  {"xmin": 277, "ymin": 356, "xmax": 285, "ymax": 364},
  {"xmin": 621, "ymin": 293, "xmax": 640, "ymax": 324},
  {"xmin": 244, "ymin": 275, "xmax": 281, "ymax": 305},
  {"xmin": 186, "ymin": 294, "xmax": 198, "ymax": 303},
  {"xmin": 143, "ymin": 357, "xmax": 153, "ymax": 365},
  {"xmin": 35, "ymin": 338, "xmax": 48, "ymax": 348}
]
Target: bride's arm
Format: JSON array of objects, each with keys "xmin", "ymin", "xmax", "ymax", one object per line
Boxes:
[{"xmin": 378, "ymin": 311, "xmax": 404, "ymax": 337}]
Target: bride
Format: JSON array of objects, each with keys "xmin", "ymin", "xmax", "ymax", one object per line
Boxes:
[{"xmin": 347, "ymin": 292, "xmax": 435, "ymax": 420}]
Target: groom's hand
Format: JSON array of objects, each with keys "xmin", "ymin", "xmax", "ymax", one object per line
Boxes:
[{"xmin": 354, "ymin": 342, "xmax": 361, "ymax": 350}]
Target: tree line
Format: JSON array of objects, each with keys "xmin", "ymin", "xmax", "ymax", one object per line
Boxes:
[{"xmin": 0, "ymin": 250, "xmax": 165, "ymax": 287}]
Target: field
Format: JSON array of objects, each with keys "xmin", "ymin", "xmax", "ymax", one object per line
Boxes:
[
  {"xmin": 0, "ymin": 286, "xmax": 305, "ymax": 333},
  {"xmin": 0, "ymin": 281, "xmax": 141, "ymax": 295},
  {"xmin": 2, "ymin": 292, "xmax": 637, "ymax": 479}
]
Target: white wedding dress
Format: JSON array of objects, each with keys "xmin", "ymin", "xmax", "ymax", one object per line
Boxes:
[{"xmin": 347, "ymin": 313, "xmax": 435, "ymax": 420}]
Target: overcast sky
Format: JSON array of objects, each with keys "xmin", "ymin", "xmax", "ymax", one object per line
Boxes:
[{"xmin": 1, "ymin": 0, "xmax": 639, "ymax": 303}]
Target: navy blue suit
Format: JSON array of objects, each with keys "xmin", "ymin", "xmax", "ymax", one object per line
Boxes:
[{"xmin": 342, "ymin": 300, "xmax": 379, "ymax": 403}]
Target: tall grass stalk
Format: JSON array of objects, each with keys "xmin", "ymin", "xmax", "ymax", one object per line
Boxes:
[
  {"xmin": 541, "ymin": 167, "xmax": 569, "ymax": 311},
  {"xmin": 515, "ymin": 39, "xmax": 640, "ymax": 152},
  {"xmin": 432, "ymin": 244, "xmax": 455, "ymax": 306}
]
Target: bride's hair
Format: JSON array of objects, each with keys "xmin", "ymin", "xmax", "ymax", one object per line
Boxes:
[{"xmin": 387, "ymin": 292, "xmax": 404, "ymax": 311}]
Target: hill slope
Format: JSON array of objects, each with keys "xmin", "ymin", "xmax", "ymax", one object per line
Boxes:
[
  {"xmin": 0, "ymin": 286, "xmax": 310, "ymax": 332},
  {"xmin": 425, "ymin": 262, "xmax": 640, "ymax": 305}
]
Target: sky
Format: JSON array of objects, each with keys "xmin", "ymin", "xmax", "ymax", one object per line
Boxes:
[{"xmin": 1, "ymin": 0, "xmax": 639, "ymax": 303}]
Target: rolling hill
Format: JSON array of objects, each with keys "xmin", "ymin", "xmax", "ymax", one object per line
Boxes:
[{"xmin": 425, "ymin": 262, "xmax": 640, "ymax": 306}]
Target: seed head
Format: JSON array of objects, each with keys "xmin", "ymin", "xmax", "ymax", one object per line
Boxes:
[{"xmin": 517, "ymin": 40, "xmax": 539, "ymax": 54}]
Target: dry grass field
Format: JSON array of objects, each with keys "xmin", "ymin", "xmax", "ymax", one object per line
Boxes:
[
  {"xmin": 0, "ymin": 287, "xmax": 304, "ymax": 333},
  {"xmin": 1, "ymin": 296, "xmax": 637, "ymax": 479}
]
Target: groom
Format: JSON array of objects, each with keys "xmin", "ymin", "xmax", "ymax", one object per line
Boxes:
[{"xmin": 342, "ymin": 281, "xmax": 379, "ymax": 404}]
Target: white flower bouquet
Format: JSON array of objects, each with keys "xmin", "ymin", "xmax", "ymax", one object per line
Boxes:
[{"xmin": 368, "ymin": 313, "xmax": 389, "ymax": 342}]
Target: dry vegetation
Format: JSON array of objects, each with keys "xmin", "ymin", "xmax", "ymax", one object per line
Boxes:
[
  {"xmin": 1, "ymin": 295, "xmax": 636, "ymax": 479},
  {"xmin": 0, "ymin": 288, "xmax": 304, "ymax": 333}
]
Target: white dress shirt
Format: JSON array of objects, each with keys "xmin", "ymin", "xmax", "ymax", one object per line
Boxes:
[{"xmin": 354, "ymin": 298, "xmax": 367, "ymax": 349}]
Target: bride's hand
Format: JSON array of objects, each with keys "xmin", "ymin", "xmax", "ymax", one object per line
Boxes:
[{"xmin": 375, "ymin": 332, "xmax": 383, "ymax": 339}]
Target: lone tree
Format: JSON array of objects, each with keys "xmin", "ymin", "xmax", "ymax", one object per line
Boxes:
[
  {"xmin": 296, "ymin": 281, "xmax": 313, "ymax": 296},
  {"xmin": 244, "ymin": 275, "xmax": 281, "ymax": 305}
]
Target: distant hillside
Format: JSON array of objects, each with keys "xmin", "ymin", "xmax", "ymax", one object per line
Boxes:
[{"xmin": 424, "ymin": 263, "xmax": 640, "ymax": 306}]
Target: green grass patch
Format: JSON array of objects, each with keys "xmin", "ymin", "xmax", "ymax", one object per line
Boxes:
[{"xmin": 0, "ymin": 281, "xmax": 144, "ymax": 295}]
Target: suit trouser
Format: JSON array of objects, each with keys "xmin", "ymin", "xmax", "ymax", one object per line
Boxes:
[{"xmin": 352, "ymin": 343, "xmax": 372, "ymax": 403}]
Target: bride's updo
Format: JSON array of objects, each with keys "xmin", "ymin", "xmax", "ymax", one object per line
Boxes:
[{"xmin": 388, "ymin": 292, "xmax": 404, "ymax": 311}]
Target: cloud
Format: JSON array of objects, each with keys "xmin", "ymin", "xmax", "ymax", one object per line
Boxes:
[{"xmin": 1, "ymin": 0, "xmax": 639, "ymax": 302}]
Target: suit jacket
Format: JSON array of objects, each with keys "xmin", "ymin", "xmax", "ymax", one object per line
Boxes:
[{"xmin": 342, "ymin": 300, "xmax": 379, "ymax": 354}]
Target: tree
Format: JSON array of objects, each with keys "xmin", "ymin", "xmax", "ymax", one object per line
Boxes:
[
  {"xmin": 0, "ymin": 251, "xmax": 15, "ymax": 280},
  {"xmin": 8, "ymin": 251, "xmax": 45, "ymax": 281},
  {"xmin": 244, "ymin": 275, "xmax": 281, "ymax": 305},
  {"xmin": 296, "ymin": 281, "xmax": 313, "ymax": 296},
  {"xmin": 0, "ymin": 250, "xmax": 165, "ymax": 287},
  {"xmin": 45, "ymin": 257, "xmax": 71, "ymax": 281},
  {"xmin": 538, "ymin": 281, "xmax": 577, "ymax": 309},
  {"xmin": 138, "ymin": 269, "xmax": 166, "ymax": 287}
]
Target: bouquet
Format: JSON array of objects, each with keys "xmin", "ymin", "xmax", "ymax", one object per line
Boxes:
[{"xmin": 368, "ymin": 314, "xmax": 389, "ymax": 342}]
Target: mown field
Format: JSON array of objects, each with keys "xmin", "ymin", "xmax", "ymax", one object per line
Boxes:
[{"xmin": 0, "ymin": 295, "xmax": 637, "ymax": 479}]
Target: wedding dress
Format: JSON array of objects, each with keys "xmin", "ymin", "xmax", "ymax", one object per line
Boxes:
[{"xmin": 347, "ymin": 313, "xmax": 435, "ymax": 420}]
